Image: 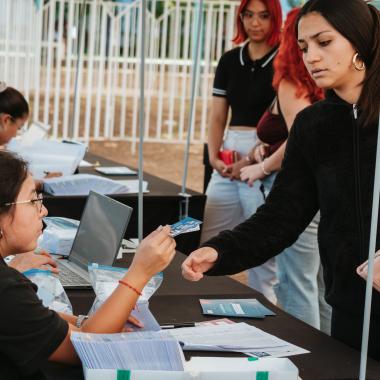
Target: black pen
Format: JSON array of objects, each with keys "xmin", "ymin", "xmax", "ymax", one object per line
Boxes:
[{"xmin": 160, "ymin": 322, "xmax": 196, "ymax": 329}]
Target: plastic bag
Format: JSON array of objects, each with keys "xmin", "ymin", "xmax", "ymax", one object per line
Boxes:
[
  {"xmin": 88, "ymin": 264, "xmax": 163, "ymax": 314},
  {"xmin": 38, "ymin": 217, "xmax": 80, "ymax": 256},
  {"xmin": 23, "ymin": 269, "xmax": 73, "ymax": 314}
]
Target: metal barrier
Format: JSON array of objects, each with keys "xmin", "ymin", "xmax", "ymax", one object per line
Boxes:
[{"xmin": 0, "ymin": 0, "xmax": 239, "ymax": 146}]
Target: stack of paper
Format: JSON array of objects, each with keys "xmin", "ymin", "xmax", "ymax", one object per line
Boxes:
[
  {"xmin": 166, "ymin": 322, "xmax": 309, "ymax": 358},
  {"xmin": 95, "ymin": 166, "xmax": 137, "ymax": 176},
  {"xmin": 43, "ymin": 174, "xmax": 130, "ymax": 196},
  {"xmin": 7, "ymin": 139, "xmax": 86, "ymax": 179},
  {"xmin": 71, "ymin": 331, "xmax": 185, "ymax": 371},
  {"xmin": 115, "ymin": 179, "xmax": 149, "ymax": 193}
]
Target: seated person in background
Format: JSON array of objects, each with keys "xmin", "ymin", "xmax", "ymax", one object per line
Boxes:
[
  {"xmin": 0, "ymin": 150, "xmax": 176, "ymax": 379},
  {"xmin": 0, "ymin": 82, "xmax": 61, "ymax": 273}
]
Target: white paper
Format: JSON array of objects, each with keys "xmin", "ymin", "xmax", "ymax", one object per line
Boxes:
[
  {"xmin": 116, "ymin": 180, "xmax": 149, "ymax": 193},
  {"xmin": 71, "ymin": 331, "xmax": 185, "ymax": 371},
  {"xmin": 7, "ymin": 138, "xmax": 86, "ymax": 179},
  {"xmin": 43, "ymin": 174, "xmax": 130, "ymax": 196},
  {"xmin": 95, "ymin": 166, "xmax": 137, "ymax": 175},
  {"xmin": 166, "ymin": 323, "xmax": 309, "ymax": 358}
]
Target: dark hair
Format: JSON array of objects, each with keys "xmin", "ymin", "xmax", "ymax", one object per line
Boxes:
[
  {"xmin": 0, "ymin": 86, "xmax": 29, "ymax": 120},
  {"xmin": 0, "ymin": 151, "xmax": 28, "ymax": 216},
  {"xmin": 296, "ymin": 0, "xmax": 380, "ymax": 127},
  {"xmin": 233, "ymin": 0, "xmax": 282, "ymax": 46}
]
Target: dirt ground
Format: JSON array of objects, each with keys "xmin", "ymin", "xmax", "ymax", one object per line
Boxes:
[{"xmin": 89, "ymin": 140, "xmax": 247, "ymax": 285}]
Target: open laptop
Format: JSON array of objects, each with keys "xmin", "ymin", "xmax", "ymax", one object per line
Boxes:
[{"xmin": 56, "ymin": 191, "xmax": 132, "ymax": 289}]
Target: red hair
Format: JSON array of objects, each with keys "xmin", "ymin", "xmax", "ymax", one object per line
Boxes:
[
  {"xmin": 232, "ymin": 0, "xmax": 282, "ymax": 46},
  {"xmin": 273, "ymin": 8, "xmax": 324, "ymax": 102}
]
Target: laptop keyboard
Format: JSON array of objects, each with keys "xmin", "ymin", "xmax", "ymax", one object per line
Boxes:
[{"xmin": 57, "ymin": 261, "xmax": 90, "ymax": 287}]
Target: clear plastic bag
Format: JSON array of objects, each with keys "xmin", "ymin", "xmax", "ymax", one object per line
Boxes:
[
  {"xmin": 23, "ymin": 269, "xmax": 73, "ymax": 314},
  {"xmin": 87, "ymin": 264, "xmax": 163, "ymax": 323},
  {"xmin": 38, "ymin": 217, "xmax": 80, "ymax": 256}
]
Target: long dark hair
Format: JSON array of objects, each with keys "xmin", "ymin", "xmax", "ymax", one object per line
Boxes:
[
  {"xmin": 0, "ymin": 86, "xmax": 29, "ymax": 120},
  {"xmin": 296, "ymin": 0, "xmax": 380, "ymax": 127},
  {"xmin": 0, "ymin": 151, "xmax": 28, "ymax": 216}
]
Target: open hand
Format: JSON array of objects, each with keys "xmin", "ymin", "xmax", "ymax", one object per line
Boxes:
[{"xmin": 8, "ymin": 250, "xmax": 58, "ymax": 274}]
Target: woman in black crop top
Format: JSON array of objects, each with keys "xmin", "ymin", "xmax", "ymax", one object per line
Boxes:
[
  {"xmin": 201, "ymin": 0, "xmax": 282, "ymax": 302},
  {"xmin": 240, "ymin": 8, "xmax": 331, "ymax": 334}
]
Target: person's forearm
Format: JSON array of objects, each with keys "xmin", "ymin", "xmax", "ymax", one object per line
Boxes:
[
  {"xmin": 81, "ymin": 269, "xmax": 149, "ymax": 333},
  {"xmin": 263, "ymin": 142, "xmax": 286, "ymax": 173},
  {"xmin": 58, "ymin": 312, "xmax": 77, "ymax": 325},
  {"xmin": 208, "ymin": 123, "xmax": 225, "ymax": 163},
  {"xmin": 203, "ymin": 126, "xmax": 319, "ymax": 276}
]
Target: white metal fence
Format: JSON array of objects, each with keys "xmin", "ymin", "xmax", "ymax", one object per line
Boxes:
[{"xmin": 0, "ymin": 0, "xmax": 239, "ymax": 145}]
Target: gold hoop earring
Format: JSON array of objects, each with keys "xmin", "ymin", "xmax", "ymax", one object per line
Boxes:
[{"xmin": 352, "ymin": 53, "xmax": 366, "ymax": 71}]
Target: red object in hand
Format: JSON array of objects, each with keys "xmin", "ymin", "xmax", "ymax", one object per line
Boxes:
[{"xmin": 218, "ymin": 150, "xmax": 237, "ymax": 165}]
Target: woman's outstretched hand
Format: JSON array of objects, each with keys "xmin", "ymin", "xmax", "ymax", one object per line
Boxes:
[{"xmin": 181, "ymin": 247, "xmax": 218, "ymax": 281}]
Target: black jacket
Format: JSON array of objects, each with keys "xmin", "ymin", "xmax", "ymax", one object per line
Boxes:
[{"xmin": 204, "ymin": 91, "xmax": 380, "ymax": 315}]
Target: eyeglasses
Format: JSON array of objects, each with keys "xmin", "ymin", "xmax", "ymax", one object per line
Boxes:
[
  {"xmin": 4, "ymin": 193, "xmax": 44, "ymax": 213},
  {"xmin": 240, "ymin": 10, "xmax": 271, "ymax": 23}
]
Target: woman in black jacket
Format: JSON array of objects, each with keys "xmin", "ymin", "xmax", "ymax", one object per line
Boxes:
[{"xmin": 182, "ymin": 0, "xmax": 380, "ymax": 360}]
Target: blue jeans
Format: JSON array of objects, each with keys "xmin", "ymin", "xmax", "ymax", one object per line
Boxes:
[
  {"xmin": 202, "ymin": 130, "xmax": 277, "ymax": 303},
  {"xmin": 261, "ymin": 173, "xmax": 332, "ymax": 334}
]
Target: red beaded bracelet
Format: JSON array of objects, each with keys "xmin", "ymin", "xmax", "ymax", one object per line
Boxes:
[{"xmin": 118, "ymin": 280, "xmax": 142, "ymax": 296}]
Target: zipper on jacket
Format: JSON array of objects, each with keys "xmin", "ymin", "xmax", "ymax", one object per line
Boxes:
[
  {"xmin": 353, "ymin": 104, "xmax": 358, "ymax": 119},
  {"xmin": 352, "ymin": 104, "xmax": 365, "ymax": 262}
]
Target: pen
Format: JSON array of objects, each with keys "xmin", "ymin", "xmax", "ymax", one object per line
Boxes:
[{"xmin": 160, "ymin": 322, "xmax": 196, "ymax": 329}]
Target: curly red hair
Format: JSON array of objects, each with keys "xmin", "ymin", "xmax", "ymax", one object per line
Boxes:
[
  {"xmin": 273, "ymin": 8, "xmax": 324, "ymax": 102},
  {"xmin": 233, "ymin": 0, "xmax": 282, "ymax": 46}
]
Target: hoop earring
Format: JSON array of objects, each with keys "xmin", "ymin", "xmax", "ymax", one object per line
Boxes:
[{"xmin": 352, "ymin": 53, "xmax": 366, "ymax": 71}]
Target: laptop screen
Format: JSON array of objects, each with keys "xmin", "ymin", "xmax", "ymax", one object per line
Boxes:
[{"xmin": 69, "ymin": 191, "xmax": 133, "ymax": 270}]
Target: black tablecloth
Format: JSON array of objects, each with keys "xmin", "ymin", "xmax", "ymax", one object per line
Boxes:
[
  {"xmin": 43, "ymin": 153, "xmax": 206, "ymax": 253},
  {"xmin": 43, "ymin": 253, "xmax": 380, "ymax": 380}
]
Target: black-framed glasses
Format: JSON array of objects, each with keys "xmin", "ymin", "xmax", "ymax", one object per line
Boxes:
[
  {"xmin": 240, "ymin": 10, "xmax": 271, "ymax": 23},
  {"xmin": 4, "ymin": 193, "xmax": 44, "ymax": 213}
]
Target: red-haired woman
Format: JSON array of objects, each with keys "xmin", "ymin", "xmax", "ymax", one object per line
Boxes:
[
  {"xmin": 201, "ymin": 0, "xmax": 282, "ymax": 303},
  {"xmin": 239, "ymin": 8, "xmax": 331, "ymax": 332}
]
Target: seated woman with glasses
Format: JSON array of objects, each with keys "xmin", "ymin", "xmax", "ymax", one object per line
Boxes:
[{"xmin": 0, "ymin": 150, "xmax": 177, "ymax": 379}]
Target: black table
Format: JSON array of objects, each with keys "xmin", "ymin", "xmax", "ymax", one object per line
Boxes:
[
  {"xmin": 43, "ymin": 253, "xmax": 380, "ymax": 380},
  {"xmin": 43, "ymin": 153, "xmax": 206, "ymax": 254}
]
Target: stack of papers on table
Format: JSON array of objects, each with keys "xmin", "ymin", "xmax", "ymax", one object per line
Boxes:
[
  {"xmin": 71, "ymin": 331, "xmax": 185, "ymax": 371},
  {"xmin": 95, "ymin": 166, "xmax": 137, "ymax": 176},
  {"xmin": 200, "ymin": 298, "xmax": 275, "ymax": 318},
  {"xmin": 166, "ymin": 323, "xmax": 309, "ymax": 358},
  {"xmin": 115, "ymin": 179, "xmax": 149, "ymax": 193},
  {"xmin": 7, "ymin": 139, "xmax": 86, "ymax": 179},
  {"xmin": 43, "ymin": 174, "xmax": 130, "ymax": 196}
]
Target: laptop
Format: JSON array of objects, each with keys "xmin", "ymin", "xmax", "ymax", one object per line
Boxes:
[{"xmin": 56, "ymin": 191, "xmax": 133, "ymax": 289}]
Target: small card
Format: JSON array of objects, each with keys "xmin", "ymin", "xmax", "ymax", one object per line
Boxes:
[
  {"xmin": 199, "ymin": 299, "xmax": 276, "ymax": 319},
  {"xmin": 95, "ymin": 166, "xmax": 137, "ymax": 176},
  {"xmin": 170, "ymin": 217, "xmax": 202, "ymax": 237}
]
